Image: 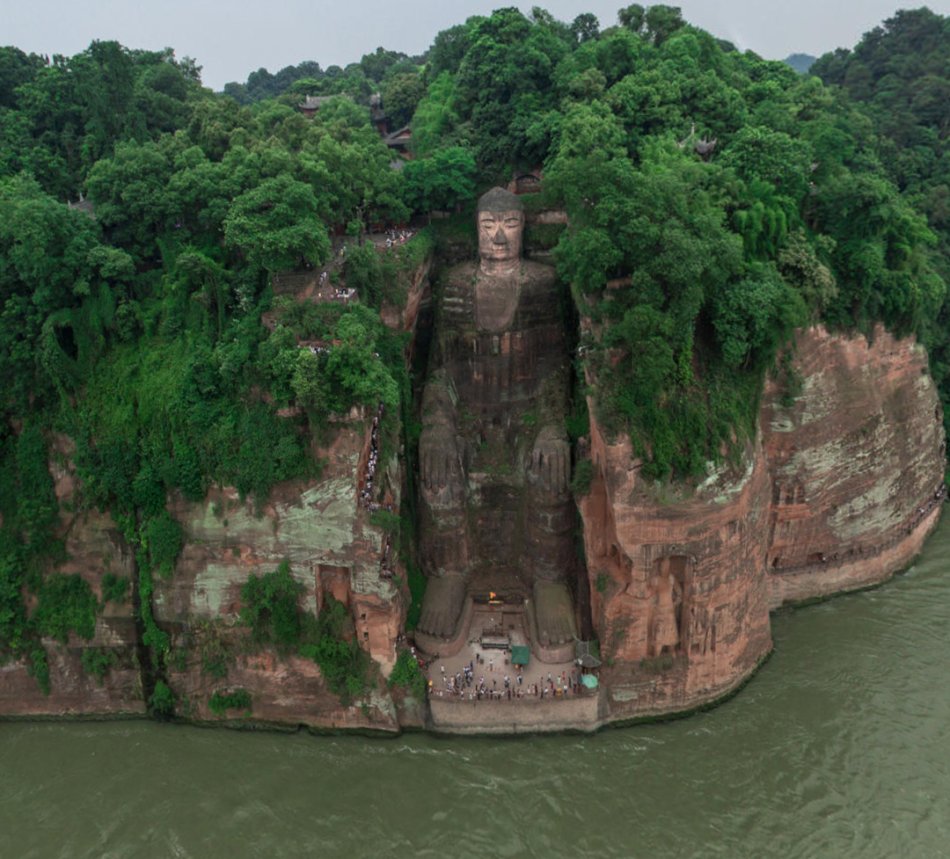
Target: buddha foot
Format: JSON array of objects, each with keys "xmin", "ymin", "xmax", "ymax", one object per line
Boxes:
[
  {"xmin": 417, "ymin": 575, "xmax": 467, "ymax": 639},
  {"xmin": 533, "ymin": 579, "xmax": 577, "ymax": 647}
]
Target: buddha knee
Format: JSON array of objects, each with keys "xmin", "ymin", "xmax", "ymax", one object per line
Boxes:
[
  {"xmin": 420, "ymin": 427, "xmax": 464, "ymax": 495},
  {"xmin": 529, "ymin": 427, "xmax": 570, "ymax": 495}
]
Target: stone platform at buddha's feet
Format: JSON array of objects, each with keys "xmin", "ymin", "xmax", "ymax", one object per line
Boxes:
[{"xmin": 415, "ymin": 590, "xmax": 577, "ymax": 666}]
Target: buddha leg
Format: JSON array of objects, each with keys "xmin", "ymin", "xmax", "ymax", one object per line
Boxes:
[
  {"xmin": 416, "ymin": 374, "xmax": 469, "ymax": 639},
  {"xmin": 527, "ymin": 425, "xmax": 577, "ymax": 647}
]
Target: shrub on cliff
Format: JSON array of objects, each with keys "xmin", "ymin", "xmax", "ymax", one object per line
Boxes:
[
  {"xmin": 208, "ymin": 688, "xmax": 251, "ymax": 716},
  {"xmin": 81, "ymin": 647, "xmax": 117, "ymax": 684},
  {"xmin": 100, "ymin": 573, "xmax": 130, "ymax": 606},
  {"xmin": 240, "ymin": 560, "xmax": 304, "ymax": 649},
  {"xmin": 299, "ymin": 596, "xmax": 371, "ymax": 702},
  {"xmin": 28, "ymin": 648, "xmax": 50, "ymax": 695},
  {"xmin": 148, "ymin": 680, "xmax": 175, "ymax": 719},
  {"xmin": 144, "ymin": 511, "xmax": 183, "ymax": 579},
  {"xmin": 388, "ymin": 649, "xmax": 427, "ymax": 700},
  {"xmin": 570, "ymin": 459, "xmax": 594, "ymax": 496},
  {"xmin": 238, "ymin": 565, "xmax": 372, "ymax": 701},
  {"xmin": 32, "ymin": 574, "xmax": 98, "ymax": 643}
]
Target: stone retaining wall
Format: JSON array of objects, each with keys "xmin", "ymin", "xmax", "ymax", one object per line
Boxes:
[{"xmin": 429, "ymin": 691, "xmax": 602, "ymax": 735}]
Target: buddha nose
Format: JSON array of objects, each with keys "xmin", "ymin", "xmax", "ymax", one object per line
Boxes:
[{"xmin": 493, "ymin": 226, "xmax": 507, "ymax": 244}]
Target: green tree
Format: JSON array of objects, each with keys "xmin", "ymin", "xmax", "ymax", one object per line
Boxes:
[
  {"xmin": 711, "ymin": 265, "xmax": 806, "ymax": 369},
  {"xmin": 85, "ymin": 139, "xmax": 176, "ymax": 260},
  {"xmin": 223, "ymin": 175, "xmax": 330, "ymax": 273},
  {"xmin": 33, "ymin": 574, "xmax": 98, "ymax": 643},
  {"xmin": 240, "ymin": 560, "xmax": 303, "ymax": 648},
  {"xmin": 381, "ymin": 71, "xmax": 425, "ymax": 129},
  {"xmin": 322, "ymin": 307, "xmax": 400, "ymax": 412},
  {"xmin": 453, "ymin": 8, "xmax": 568, "ymax": 169},
  {"xmin": 0, "ymin": 47, "xmax": 45, "ymax": 109},
  {"xmin": 303, "ymin": 124, "xmax": 408, "ymax": 234},
  {"xmin": 401, "ymin": 146, "xmax": 477, "ymax": 214},
  {"xmin": 410, "ymin": 72, "xmax": 461, "ymax": 158},
  {"xmin": 571, "ymin": 13, "xmax": 600, "ymax": 44}
]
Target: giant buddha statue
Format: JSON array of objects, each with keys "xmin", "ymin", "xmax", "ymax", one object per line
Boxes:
[{"xmin": 416, "ymin": 187, "xmax": 577, "ymax": 655}]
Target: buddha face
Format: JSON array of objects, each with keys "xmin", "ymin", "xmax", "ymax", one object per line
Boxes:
[{"xmin": 477, "ymin": 209, "xmax": 524, "ymax": 264}]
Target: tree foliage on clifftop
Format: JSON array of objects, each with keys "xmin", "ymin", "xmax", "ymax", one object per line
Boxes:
[
  {"xmin": 407, "ymin": 4, "xmax": 944, "ymax": 477},
  {"xmin": 812, "ymin": 7, "xmax": 950, "ymax": 440}
]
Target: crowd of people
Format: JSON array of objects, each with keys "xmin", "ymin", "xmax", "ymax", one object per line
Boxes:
[
  {"xmin": 360, "ymin": 403, "xmax": 385, "ymax": 509},
  {"xmin": 315, "ymin": 270, "xmax": 356, "ymax": 303},
  {"xmin": 383, "ymin": 227, "xmax": 414, "ymax": 249},
  {"xmin": 428, "ymin": 656, "xmax": 588, "ymax": 702}
]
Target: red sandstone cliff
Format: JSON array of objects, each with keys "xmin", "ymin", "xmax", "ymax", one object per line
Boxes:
[
  {"xmin": 155, "ymin": 415, "xmax": 405, "ymax": 730},
  {"xmin": 761, "ymin": 326, "xmax": 945, "ymax": 606},
  {"xmin": 2, "ymin": 320, "xmax": 943, "ymax": 731},
  {"xmin": 580, "ymin": 412, "xmax": 774, "ymax": 720},
  {"xmin": 579, "ymin": 325, "xmax": 944, "ymax": 724}
]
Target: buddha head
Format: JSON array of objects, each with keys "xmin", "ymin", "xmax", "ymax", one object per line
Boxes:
[{"xmin": 477, "ymin": 187, "xmax": 524, "ymax": 274}]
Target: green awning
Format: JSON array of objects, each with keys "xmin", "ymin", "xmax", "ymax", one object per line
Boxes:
[
  {"xmin": 510, "ymin": 645, "xmax": 531, "ymax": 666},
  {"xmin": 581, "ymin": 674, "xmax": 599, "ymax": 689}
]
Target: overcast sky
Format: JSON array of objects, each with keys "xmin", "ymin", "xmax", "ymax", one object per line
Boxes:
[{"xmin": 5, "ymin": 1, "xmax": 949, "ymax": 90}]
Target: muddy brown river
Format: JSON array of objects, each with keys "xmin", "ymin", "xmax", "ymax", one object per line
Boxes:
[{"xmin": 3, "ymin": 514, "xmax": 949, "ymax": 858}]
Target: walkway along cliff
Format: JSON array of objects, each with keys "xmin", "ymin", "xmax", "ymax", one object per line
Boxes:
[{"xmin": 0, "ymin": 219, "xmax": 944, "ymax": 734}]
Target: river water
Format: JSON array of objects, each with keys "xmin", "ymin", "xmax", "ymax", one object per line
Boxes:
[{"xmin": 3, "ymin": 516, "xmax": 950, "ymax": 859}]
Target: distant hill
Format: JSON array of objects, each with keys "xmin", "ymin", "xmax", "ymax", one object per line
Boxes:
[{"xmin": 783, "ymin": 53, "xmax": 816, "ymax": 73}]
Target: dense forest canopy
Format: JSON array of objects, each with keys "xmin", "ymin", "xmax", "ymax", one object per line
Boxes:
[
  {"xmin": 0, "ymin": 5, "xmax": 947, "ymax": 694},
  {"xmin": 811, "ymin": 7, "xmax": 950, "ymax": 430}
]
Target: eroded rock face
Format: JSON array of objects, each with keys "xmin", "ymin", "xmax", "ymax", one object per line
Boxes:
[
  {"xmin": 762, "ymin": 326, "xmax": 945, "ymax": 606},
  {"xmin": 380, "ymin": 256, "xmax": 432, "ymax": 332},
  {"xmin": 0, "ymin": 434, "xmax": 144, "ymax": 717},
  {"xmin": 155, "ymin": 418, "xmax": 403, "ymax": 730},
  {"xmin": 1, "ymin": 420, "xmax": 404, "ymax": 730},
  {"xmin": 580, "ymin": 325, "xmax": 944, "ymax": 722},
  {"xmin": 580, "ymin": 417, "xmax": 774, "ymax": 719}
]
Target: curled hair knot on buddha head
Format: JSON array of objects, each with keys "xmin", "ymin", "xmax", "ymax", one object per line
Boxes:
[{"xmin": 477, "ymin": 187, "xmax": 524, "ymax": 214}]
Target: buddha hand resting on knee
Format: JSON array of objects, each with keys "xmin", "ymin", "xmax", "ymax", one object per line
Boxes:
[
  {"xmin": 529, "ymin": 425, "xmax": 570, "ymax": 496},
  {"xmin": 418, "ymin": 372, "xmax": 465, "ymax": 505},
  {"xmin": 419, "ymin": 422, "xmax": 464, "ymax": 498}
]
